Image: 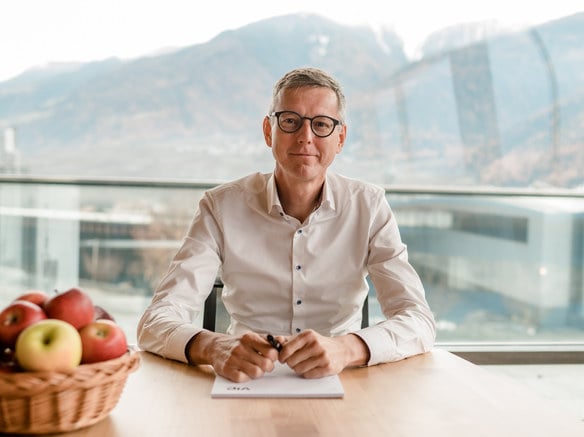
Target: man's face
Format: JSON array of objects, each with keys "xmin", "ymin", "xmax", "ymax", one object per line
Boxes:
[{"xmin": 263, "ymin": 86, "xmax": 346, "ymax": 185}]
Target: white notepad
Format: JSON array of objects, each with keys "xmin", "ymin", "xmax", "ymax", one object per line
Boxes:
[{"xmin": 211, "ymin": 362, "xmax": 344, "ymax": 398}]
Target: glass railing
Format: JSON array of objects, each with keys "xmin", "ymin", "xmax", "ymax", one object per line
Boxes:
[
  {"xmin": 1, "ymin": 176, "xmax": 583, "ymax": 352},
  {"xmin": 378, "ymin": 186, "xmax": 584, "ymax": 356}
]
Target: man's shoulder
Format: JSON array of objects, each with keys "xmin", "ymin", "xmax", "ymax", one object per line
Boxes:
[
  {"xmin": 328, "ymin": 172, "xmax": 385, "ymax": 197},
  {"xmin": 207, "ymin": 172, "xmax": 270, "ymax": 198}
]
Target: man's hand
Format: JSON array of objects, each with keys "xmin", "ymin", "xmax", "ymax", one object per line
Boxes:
[
  {"xmin": 187, "ymin": 331, "xmax": 279, "ymax": 382},
  {"xmin": 276, "ymin": 330, "xmax": 370, "ymax": 378}
]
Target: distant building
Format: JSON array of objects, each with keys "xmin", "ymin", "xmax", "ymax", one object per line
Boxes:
[
  {"xmin": 0, "ymin": 127, "xmax": 22, "ymax": 174},
  {"xmin": 396, "ymin": 196, "xmax": 584, "ymax": 329}
]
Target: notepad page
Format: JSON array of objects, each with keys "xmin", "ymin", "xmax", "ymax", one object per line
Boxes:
[{"xmin": 211, "ymin": 362, "xmax": 344, "ymax": 398}]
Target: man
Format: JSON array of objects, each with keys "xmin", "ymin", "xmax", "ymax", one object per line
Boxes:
[{"xmin": 137, "ymin": 67, "xmax": 435, "ymax": 382}]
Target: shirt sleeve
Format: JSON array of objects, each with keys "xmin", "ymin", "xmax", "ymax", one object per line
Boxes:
[
  {"xmin": 355, "ymin": 191, "xmax": 436, "ymax": 365},
  {"xmin": 136, "ymin": 194, "xmax": 222, "ymax": 363}
]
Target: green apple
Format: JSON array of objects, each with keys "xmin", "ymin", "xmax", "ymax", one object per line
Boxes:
[{"xmin": 15, "ymin": 319, "xmax": 82, "ymax": 372}]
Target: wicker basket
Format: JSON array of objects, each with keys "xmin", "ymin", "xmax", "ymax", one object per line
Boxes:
[{"xmin": 0, "ymin": 349, "xmax": 140, "ymax": 434}]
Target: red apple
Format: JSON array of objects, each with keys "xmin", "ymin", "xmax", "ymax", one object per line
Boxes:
[
  {"xmin": 79, "ymin": 319, "xmax": 127, "ymax": 364},
  {"xmin": 0, "ymin": 300, "xmax": 48, "ymax": 347},
  {"xmin": 93, "ymin": 305, "xmax": 115, "ymax": 322},
  {"xmin": 15, "ymin": 319, "xmax": 82, "ymax": 372},
  {"xmin": 44, "ymin": 287, "xmax": 95, "ymax": 329},
  {"xmin": 13, "ymin": 290, "xmax": 50, "ymax": 308}
]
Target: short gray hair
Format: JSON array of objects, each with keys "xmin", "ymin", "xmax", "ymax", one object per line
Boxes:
[{"xmin": 269, "ymin": 67, "xmax": 346, "ymax": 123}]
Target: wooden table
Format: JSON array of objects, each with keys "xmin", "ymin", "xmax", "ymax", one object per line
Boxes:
[{"xmin": 63, "ymin": 349, "xmax": 583, "ymax": 437}]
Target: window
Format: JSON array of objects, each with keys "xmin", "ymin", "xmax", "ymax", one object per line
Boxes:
[{"xmin": 1, "ymin": 5, "xmax": 582, "ymax": 348}]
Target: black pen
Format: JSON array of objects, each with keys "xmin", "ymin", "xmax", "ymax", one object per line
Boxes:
[{"xmin": 266, "ymin": 334, "xmax": 282, "ymax": 352}]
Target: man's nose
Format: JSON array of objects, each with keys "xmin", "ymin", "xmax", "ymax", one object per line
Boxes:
[{"xmin": 297, "ymin": 118, "xmax": 314, "ymax": 139}]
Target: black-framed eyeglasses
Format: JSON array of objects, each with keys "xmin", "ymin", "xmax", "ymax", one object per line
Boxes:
[{"xmin": 269, "ymin": 111, "xmax": 342, "ymax": 138}]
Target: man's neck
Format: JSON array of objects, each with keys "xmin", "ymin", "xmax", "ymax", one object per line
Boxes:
[{"xmin": 274, "ymin": 174, "xmax": 324, "ymax": 223}]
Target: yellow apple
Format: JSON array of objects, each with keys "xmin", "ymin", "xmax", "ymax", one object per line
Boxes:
[{"xmin": 15, "ymin": 319, "xmax": 82, "ymax": 372}]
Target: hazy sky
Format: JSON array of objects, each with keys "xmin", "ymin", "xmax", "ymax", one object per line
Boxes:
[{"xmin": 1, "ymin": 0, "xmax": 582, "ymax": 82}]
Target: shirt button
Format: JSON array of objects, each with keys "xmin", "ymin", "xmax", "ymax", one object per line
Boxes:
[
  {"xmin": 279, "ymin": 212, "xmax": 284, "ymax": 217},
  {"xmin": 295, "ymin": 265, "xmax": 301, "ymax": 270},
  {"xmin": 297, "ymin": 229, "xmax": 303, "ymax": 235},
  {"xmin": 296, "ymin": 299, "xmax": 302, "ymax": 305}
]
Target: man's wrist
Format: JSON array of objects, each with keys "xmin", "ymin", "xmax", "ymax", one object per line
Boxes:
[
  {"xmin": 185, "ymin": 333, "xmax": 200, "ymax": 365},
  {"xmin": 345, "ymin": 333, "xmax": 371, "ymax": 367},
  {"xmin": 185, "ymin": 330, "xmax": 223, "ymax": 366}
]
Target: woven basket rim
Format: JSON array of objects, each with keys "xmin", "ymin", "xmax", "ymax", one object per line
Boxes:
[
  {"xmin": 0, "ymin": 349, "xmax": 140, "ymax": 434},
  {"xmin": 0, "ymin": 348, "xmax": 140, "ymax": 397}
]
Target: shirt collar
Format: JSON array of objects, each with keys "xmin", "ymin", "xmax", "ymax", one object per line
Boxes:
[
  {"xmin": 266, "ymin": 172, "xmax": 336, "ymax": 215},
  {"xmin": 321, "ymin": 175, "xmax": 335, "ymax": 211},
  {"xmin": 266, "ymin": 173, "xmax": 282, "ymax": 215}
]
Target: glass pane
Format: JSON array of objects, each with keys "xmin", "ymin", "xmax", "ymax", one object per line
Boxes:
[
  {"xmin": 1, "ymin": 181, "xmax": 582, "ymax": 346},
  {"xmin": 368, "ymin": 192, "xmax": 584, "ymax": 344},
  {"xmin": 0, "ymin": 181, "xmax": 210, "ymax": 343}
]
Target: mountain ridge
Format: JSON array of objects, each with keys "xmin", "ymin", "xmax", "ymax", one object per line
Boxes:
[{"xmin": 0, "ymin": 12, "xmax": 582, "ymax": 187}]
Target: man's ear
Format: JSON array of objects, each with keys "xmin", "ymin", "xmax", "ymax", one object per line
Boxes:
[
  {"xmin": 263, "ymin": 116, "xmax": 273, "ymax": 147},
  {"xmin": 336, "ymin": 124, "xmax": 347, "ymax": 153}
]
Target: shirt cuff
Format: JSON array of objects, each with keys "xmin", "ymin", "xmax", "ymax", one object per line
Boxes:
[
  {"xmin": 353, "ymin": 325, "xmax": 396, "ymax": 366},
  {"xmin": 165, "ymin": 324, "xmax": 203, "ymax": 363}
]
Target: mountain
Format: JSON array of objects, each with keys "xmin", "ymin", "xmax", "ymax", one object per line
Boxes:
[
  {"xmin": 0, "ymin": 12, "xmax": 582, "ymax": 187},
  {"xmin": 0, "ymin": 13, "xmax": 407, "ymax": 181}
]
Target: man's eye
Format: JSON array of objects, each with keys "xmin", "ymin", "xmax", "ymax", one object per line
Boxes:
[{"xmin": 282, "ymin": 118, "xmax": 298, "ymax": 126}]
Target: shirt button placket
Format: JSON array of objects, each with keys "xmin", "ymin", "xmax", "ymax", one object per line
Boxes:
[{"xmin": 291, "ymin": 226, "xmax": 306, "ymax": 335}]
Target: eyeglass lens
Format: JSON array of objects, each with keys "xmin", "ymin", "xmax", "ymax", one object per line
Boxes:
[{"xmin": 276, "ymin": 111, "xmax": 338, "ymax": 137}]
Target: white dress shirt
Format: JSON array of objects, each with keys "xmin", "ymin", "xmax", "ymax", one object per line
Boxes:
[{"xmin": 137, "ymin": 171, "xmax": 435, "ymax": 366}]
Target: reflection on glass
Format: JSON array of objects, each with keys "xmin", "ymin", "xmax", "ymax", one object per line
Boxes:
[{"xmin": 0, "ymin": 181, "xmax": 582, "ymax": 346}]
